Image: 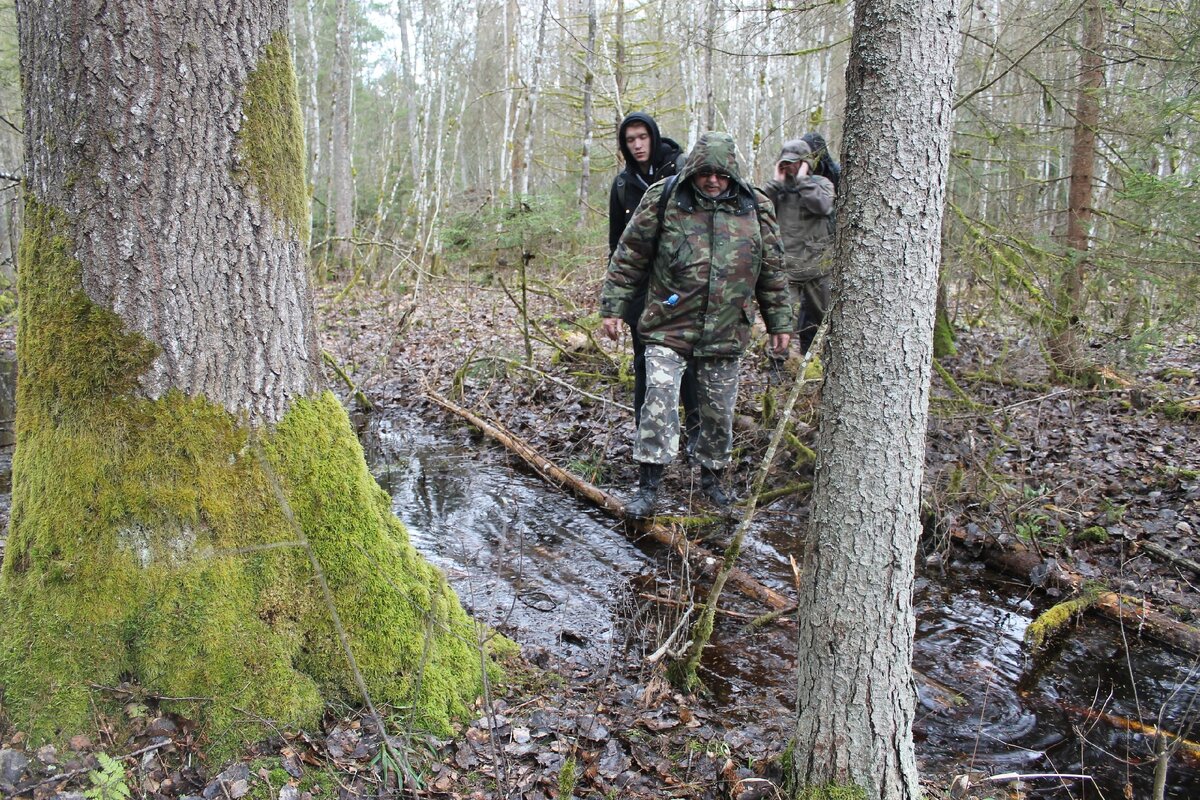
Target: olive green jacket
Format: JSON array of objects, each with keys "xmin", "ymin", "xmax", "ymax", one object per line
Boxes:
[{"xmin": 763, "ymin": 174, "xmax": 835, "ymax": 282}]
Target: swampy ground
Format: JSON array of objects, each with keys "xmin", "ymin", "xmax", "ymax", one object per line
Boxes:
[{"xmin": 0, "ymin": 266, "xmax": 1196, "ymax": 800}]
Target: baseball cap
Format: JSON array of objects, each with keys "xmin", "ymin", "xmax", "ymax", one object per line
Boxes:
[{"xmin": 778, "ymin": 139, "xmax": 813, "ymax": 163}]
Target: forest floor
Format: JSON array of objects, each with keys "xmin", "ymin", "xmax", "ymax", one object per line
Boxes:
[{"xmin": 0, "ymin": 266, "xmax": 1198, "ymax": 800}]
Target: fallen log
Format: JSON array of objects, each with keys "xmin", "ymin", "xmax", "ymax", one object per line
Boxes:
[
  {"xmin": 950, "ymin": 530, "xmax": 1200, "ymax": 657},
  {"xmin": 426, "ymin": 391, "xmax": 794, "ymax": 612},
  {"xmin": 1059, "ymin": 702, "xmax": 1200, "ymax": 768}
]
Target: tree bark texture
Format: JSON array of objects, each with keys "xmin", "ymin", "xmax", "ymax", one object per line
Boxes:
[
  {"xmin": 3, "ymin": 0, "xmax": 485, "ymax": 747},
  {"xmin": 789, "ymin": 0, "xmax": 959, "ymax": 796},
  {"xmin": 19, "ymin": 0, "xmax": 318, "ymax": 423}
]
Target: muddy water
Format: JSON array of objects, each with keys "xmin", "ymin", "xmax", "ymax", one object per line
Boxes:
[{"xmin": 368, "ymin": 409, "xmax": 1200, "ymax": 800}]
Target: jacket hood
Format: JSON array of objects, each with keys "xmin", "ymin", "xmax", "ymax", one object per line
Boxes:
[
  {"xmin": 679, "ymin": 132, "xmax": 755, "ymax": 201},
  {"xmin": 618, "ymin": 112, "xmax": 662, "ymax": 168},
  {"xmin": 618, "ymin": 112, "xmax": 685, "ymax": 181}
]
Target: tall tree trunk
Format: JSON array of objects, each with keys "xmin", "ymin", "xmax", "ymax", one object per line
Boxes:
[
  {"xmin": 579, "ymin": 0, "xmax": 597, "ymax": 223},
  {"xmin": 301, "ymin": 0, "xmax": 322, "ymax": 201},
  {"xmin": 787, "ymin": 0, "xmax": 959, "ymax": 796},
  {"xmin": 1048, "ymin": 0, "xmax": 1103, "ymax": 379},
  {"xmin": 703, "ymin": 0, "xmax": 717, "ymax": 130},
  {"xmin": 330, "ymin": 0, "xmax": 354, "ymax": 262},
  {"xmin": 613, "ymin": 0, "xmax": 625, "ymax": 123},
  {"xmin": 518, "ymin": 0, "xmax": 548, "ymax": 198},
  {"xmin": 1, "ymin": 0, "xmax": 485, "ymax": 747}
]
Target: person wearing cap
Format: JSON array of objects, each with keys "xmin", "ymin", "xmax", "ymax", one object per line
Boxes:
[
  {"xmin": 608, "ymin": 112, "xmax": 701, "ymax": 451},
  {"xmin": 764, "ymin": 138, "xmax": 835, "ymax": 354},
  {"xmin": 600, "ymin": 132, "xmax": 792, "ymax": 518}
]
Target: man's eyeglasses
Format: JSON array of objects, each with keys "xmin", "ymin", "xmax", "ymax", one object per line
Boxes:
[{"xmin": 695, "ymin": 169, "xmax": 731, "ymax": 180}]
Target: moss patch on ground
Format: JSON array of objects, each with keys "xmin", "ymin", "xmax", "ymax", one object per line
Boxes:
[{"xmin": 0, "ymin": 199, "xmax": 490, "ymax": 750}]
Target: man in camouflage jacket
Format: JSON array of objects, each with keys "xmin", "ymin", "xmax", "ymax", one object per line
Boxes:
[{"xmin": 600, "ymin": 131, "xmax": 792, "ymax": 517}]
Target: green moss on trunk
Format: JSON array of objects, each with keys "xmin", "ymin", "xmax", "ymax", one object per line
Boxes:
[
  {"xmin": 0, "ymin": 200, "xmax": 491, "ymax": 748},
  {"xmin": 238, "ymin": 32, "xmax": 309, "ymax": 241},
  {"xmin": 780, "ymin": 743, "xmax": 869, "ymax": 800}
]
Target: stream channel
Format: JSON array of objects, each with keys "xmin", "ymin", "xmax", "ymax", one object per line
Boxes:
[{"xmin": 363, "ymin": 408, "xmax": 1199, "ymax": 800}]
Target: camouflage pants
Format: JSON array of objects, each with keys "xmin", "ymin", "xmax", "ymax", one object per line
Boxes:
[{"xmin": 634, "ymin": 345, "xmax": 740, "ymax": 469}]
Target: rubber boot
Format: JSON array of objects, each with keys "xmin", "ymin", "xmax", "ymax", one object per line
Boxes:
[
  {"xmin": 700, "ymin": 466, "xmax": 734, "ymax": 508},
  {"xmin": 625, "ymin": 463, "xmax": 664, "ymax": 519}
]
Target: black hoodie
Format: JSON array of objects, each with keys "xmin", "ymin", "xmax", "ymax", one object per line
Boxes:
[
  {"xmin": 608, "ymin": 112, "xmax": 685, "ymax": 255},
  {"xmin": 801, "ymin": 132, "xmax": 841, "ymax": 192}
]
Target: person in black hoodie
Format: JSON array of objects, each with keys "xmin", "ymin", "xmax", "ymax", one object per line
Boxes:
[
  {"xmin": 801, "ymin": 131, "xmax": 841, "ymax": 192},
  {"xmin": 608, "ymin": 113, "xmax": 699, "ymax": 448}
]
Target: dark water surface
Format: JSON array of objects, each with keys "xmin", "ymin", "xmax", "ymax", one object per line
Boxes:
[{"xmin": 367, "ymin": 409, "xmax": 1200, "ymax": 800}]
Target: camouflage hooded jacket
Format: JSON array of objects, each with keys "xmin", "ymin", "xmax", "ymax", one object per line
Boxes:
[{"xmin": 600, "ymin": 132, "xmax": 793, "ymax": 358}]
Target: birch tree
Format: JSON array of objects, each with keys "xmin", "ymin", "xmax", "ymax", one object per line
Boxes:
[{"xmin": 330, "ymin": 0, "xmax": 355, "ymax": 261}]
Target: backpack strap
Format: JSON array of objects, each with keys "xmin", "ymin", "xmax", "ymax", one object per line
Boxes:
[{"xmin": 648, "ymin": 174, "xmax": 679, "ymax": 265}]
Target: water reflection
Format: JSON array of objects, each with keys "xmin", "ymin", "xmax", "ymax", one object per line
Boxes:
[{"xmin": 365, "ymin": 412, "xmax": 651, "ymax": 656}]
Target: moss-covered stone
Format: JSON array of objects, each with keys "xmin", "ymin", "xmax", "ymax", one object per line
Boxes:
[
  {"xmin": 237, "ymin": 32, "xmax": 309, "ymax": 241},
  {"xmin": 0, "ymin": 198, "xmax": 493, "ymax": 750}
]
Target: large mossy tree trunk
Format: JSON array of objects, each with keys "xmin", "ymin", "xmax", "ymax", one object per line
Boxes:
[
  {"xmin": 785, "ymin": 0, "xmax": 959, "ymax": 796},
  {"xmin": 1, "ymin": 0, "xmax": 487, "ymax": 749}
]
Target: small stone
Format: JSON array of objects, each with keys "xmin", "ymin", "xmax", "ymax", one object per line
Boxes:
[
  {"xmin": 1176, "ymin": 521, "xmax": 1194, "ymax": 535},
  {"xmin": 227, "ymin": 779, "xmax": 250, "ymax": 799},
  {"xmin": 218, "ymin": 764, "xmax": 251, "ymax": 784},
  {"xmin": 146, "ymin": 717, "xmax": 178, "ymax": 738},
  {"xmin": 510, "ymin": 727, "xmax": 531, "ymax": 745},
  {"xmin": 54, "ymin": 794, "xmax": 86, "ymax": 800},
  {"xmin": 0, "ymin": 748, "xmax": 29, "ymax": 785},
  {"xmin": 279, "ymin": 787, "xmax": 300, "ymax": 800},
  {"xmin": 36, "ymin": 744, "xmax": 58, "ymax": 765}
]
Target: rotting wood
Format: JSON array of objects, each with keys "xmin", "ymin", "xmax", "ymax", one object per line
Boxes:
[
  {"xmin": 950, "ymin": 529, "xmax": 1200, "ymax": 657},
  {"xmin": 425, "ymin": 390, "xmax": 794, "ymax": 612},
  {"xmin": 1140, "ymin": 540, "xmax": 1200, "ymax": 577}
]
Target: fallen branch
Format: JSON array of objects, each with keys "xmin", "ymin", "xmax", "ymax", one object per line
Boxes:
[
  {"xmin": 15, "ymin": 739, "xmax": 174, "ymax": 793},
  {"xmin": 321, "ymin": 350, "xmax": 374, "ymax": 412},
  {"xmin": 1060, "ymin": 702, "xmax": 1200, "ymax": 766},
  {"xmin": 491, "ymin": 356, "xmax": 633, "ymax": 413},
  {"xmin": 751, "ymin": 481, "xmax": 811, "ymax": 506},
  {"xmin": 1140, "ymin": 540, "xmax": 1200, "ymax": 577},
  {"xmin": 638, "ymin": 592, "xmax": 759, "ymax": 622},
  {"xmin": 425, "ymin": 391, "xmax": 794, "ymax": 612}
]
